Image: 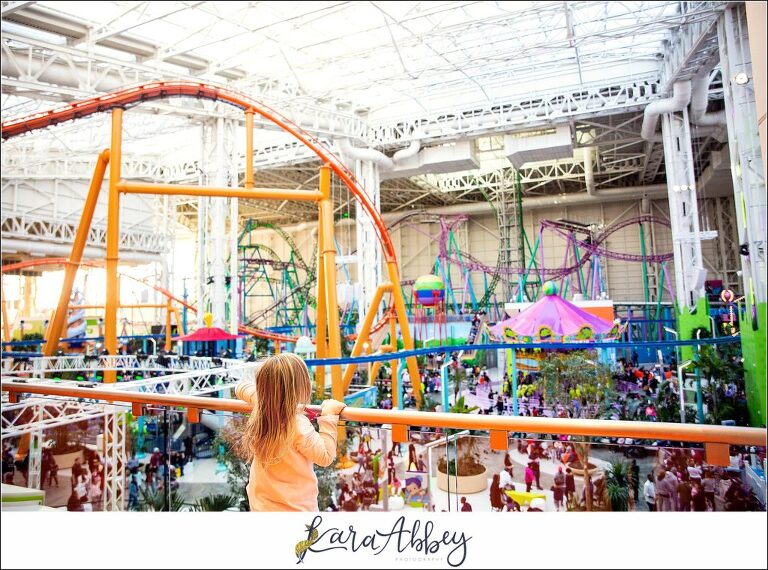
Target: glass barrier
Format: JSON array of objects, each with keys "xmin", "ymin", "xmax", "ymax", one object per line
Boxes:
[
  {"xmin": 435, "ymin": 432, "xmax": 766, "ymax": 513},
  {"xmin": 2, "ymin": 393, "xmax": 765, "ymax": 513}
]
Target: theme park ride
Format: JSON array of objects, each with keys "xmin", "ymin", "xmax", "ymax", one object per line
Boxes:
[
  {"xmin": 391, "ymin": 212, "xmax": 675, "ymax": 338},
  {"xmin": 1, "ymin": 80, "xmax": 422, "ymax": 405}
]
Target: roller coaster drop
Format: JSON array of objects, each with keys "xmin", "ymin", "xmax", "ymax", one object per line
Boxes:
[{"xmin": 1, "ymin": 80, "xmax": 423, "ymax": 405}]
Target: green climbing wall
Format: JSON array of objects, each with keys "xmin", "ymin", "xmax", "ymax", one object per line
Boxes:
[
  {"xmin": 676, "ymin": 297, "xmax": 712, "ymax": 361},
  {"xmin": 740, "ymin": 301, "xmax": 767, "ymax": 427}
]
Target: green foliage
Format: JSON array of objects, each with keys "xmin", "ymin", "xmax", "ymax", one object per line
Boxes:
[
  {"xmin": 693, "ymin": 344, "xmax": 746, "ymax": 424},
  {"xmin": 537, "ymin": 351, "xmax": 615, "ymax": 418},
  {"xmin": 448, "ymin": 366, "xmax": 465, "ymax": 402},
  {"xmin": 315, "ymin": 464, "xmax": 338, "ymax": 511},
  {"xmin": 15, "ymin": 332, "xmax": 44, "ymax": 352},
  {"xmin": 654, "ymin": 380, "xmax": 695, "ymax": 423},
  {"xmin": 417, "ymin": 394, "xmax": 437, "ymax": 412},
  {"xmin": 690, "ymin": 326, "xmax": 712, "ymax": 339},
  {"xmin": 436, "ymin": 436, "xmax": 484, "ymax": 476},
  {"xmin": 449, "ymin": 395, "xmax": 478, "ymax": 415},
  {"xmin": 192, "ymin": 493, "xmax": 239, "ymax": 512},
  {"xmin": 214, "ymin": 419, "xmax": 251, "ymax": 511},
  {"xmin": 604, "ymin": 459, "xmax": 630, "ymax": 512},
  {"xmin": 137, "ymin": 486, "xmax": 186, "ymax": 511}
]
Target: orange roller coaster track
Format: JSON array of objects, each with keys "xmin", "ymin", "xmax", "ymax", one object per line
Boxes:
[
  {"xmin": 1, "ymin": 81, "xmax": 421, "ymax": 403},
  {"xmin": 1, "ymin": 81, "xmax": 396, "ymax": 261}
]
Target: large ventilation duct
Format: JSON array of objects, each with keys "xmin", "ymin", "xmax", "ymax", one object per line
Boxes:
[
  {"xmin": 407, "ymin": 184, "xmax": 668, "ymax": 217},
  {"xmin": 583, "ymin": 147, "xmax": 595, "ymax": 196},
  {"xmin": 392, "ymin": 140, "xmax": 421, "ymax": 162},
  {"xmin": 641, "ymin": 81, "xmax": 692, "ymax": 142},
  {"xmin": 336, "ymin": 138, "xmax": 394, "ymax": 170},
  {"xmin": 273, "ymin": 184, "xmax": 669, "ymax": 234},
  {"xmin": 1, "ymin": 51, "xmax": 124, "ymax": 92},
  {"xmin": 690, "ymin": 74, "xmax": 727, "ymax": 127},
  {"xmin": 505, "ymin": 125, "xmax": 573, "ymax": 167},
  {"xmin": 380, "ymin": 140, "xmax": 478, "ymax": 180},
  {"xmin": 0, "ymin": 238, "xmax": 161, "ymax": 264}
]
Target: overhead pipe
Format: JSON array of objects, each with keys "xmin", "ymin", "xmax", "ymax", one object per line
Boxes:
[
  {"xmin": 336, "ymin": 138, "xmax": 422, "ymax": 170},
  {"xmin": 0, "ymin": 238, "xmax": 161, "ymax": 264},
  {"xmin": 336, "ymin": 138, "xmax": 394, "ymax": 170},
  {"xmin": 271, "ymin": 184, "xmax": 669, "ymax": 234},
  {"xmin": 641, "ymin": 80, "xmax": 692, "ymax": 142},
  {"xmin": 583, "ymin": 146, "xmax": 595, "ymax": 195},
  {"xmin": 690, "ymin": 74, "xmax": 727, "ymax": 127},
  {"xmin": 392, "ymin": 140, "xmax": 421, "ymax": 162},
  {"xmin": 1, "ymin": 51, "xmax": 123, "ymax": 92}
]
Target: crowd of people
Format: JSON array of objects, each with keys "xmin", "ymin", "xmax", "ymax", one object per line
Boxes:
[
  {"xmin": 327, "ymin": 429, "xmax": 434, "ymax": 512},
  {"xmin": 642, "ymin": 447, "xmax": 764, "ymax": 512},
  {"xmin": 65, "ymin": 449, "xmax": 106, "ymax": 512}
]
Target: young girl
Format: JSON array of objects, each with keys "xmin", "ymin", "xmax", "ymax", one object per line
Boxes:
[{"xmin": 235, "ymin": 353, "xmax": 345, "ymax": 511}]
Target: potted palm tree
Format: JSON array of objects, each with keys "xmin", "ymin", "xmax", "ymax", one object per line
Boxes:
[
  {"xmin": 435, "ymin": 395, "xmax": 487, "ymax": 493},
  {"xmin": 538, "ymin": 351, "xmax": 615, "ymax": 511}
]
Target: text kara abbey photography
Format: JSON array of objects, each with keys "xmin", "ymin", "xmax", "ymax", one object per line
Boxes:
[{"xmin": 294, "ymin": 515, "xmax": 472, "ymax": 567}]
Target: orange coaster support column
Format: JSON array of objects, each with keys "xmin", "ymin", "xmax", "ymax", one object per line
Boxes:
[
  {"xmin": 342, "ymin": 283, "xmax": 389, "ymax": 391},
  {"xmin": 317, "ymin": 164, "xmax": 344, "ymax": 401},
  {"xmin": 315, "ymin": 253, "xmax": 328, "ymax": 399},
  {"xmin": 104, "ymin": 108, "xmax": 123, "ymax": 383},
  {"xmin": 43, "ymin": 149, "xmax": 109, "ymax": 356},
  {"xmin": 386, "ymin": 260, "xmax": 422, "ymax": 405}
]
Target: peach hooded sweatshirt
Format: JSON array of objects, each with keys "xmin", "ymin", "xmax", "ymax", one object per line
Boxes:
[{"xmin": 235, "ymin": 380, "xmax": 339, "ymax": 511}]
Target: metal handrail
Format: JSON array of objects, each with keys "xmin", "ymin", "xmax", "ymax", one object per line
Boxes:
[{"xmin": 2, "ymin": 381, "xmax": 765, "ymax": 446}]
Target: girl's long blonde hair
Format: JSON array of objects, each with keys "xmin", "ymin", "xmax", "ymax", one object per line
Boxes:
[{"xmin": 237, "ymin": 352, "xmax": 312, "ymax": 467}]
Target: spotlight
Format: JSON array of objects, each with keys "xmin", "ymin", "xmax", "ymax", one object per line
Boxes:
[{"xmin": 734, "ymin": 72, "xmax": 749, "ymax": 85}]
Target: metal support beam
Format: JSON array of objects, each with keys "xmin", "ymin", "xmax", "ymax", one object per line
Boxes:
[
  {"xmin": 354, "ymin": 159, "xmax": 383, "ymax": 319},
  {"xmin": 660, "ymin": 107, "xmax": 711, "ymax": 310},
  {"xmin": 718, "ymin": 6, "xmax": 767, "ymax": 310}
]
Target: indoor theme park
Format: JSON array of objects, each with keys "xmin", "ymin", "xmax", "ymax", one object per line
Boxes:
[{"xmin": 1, "ymin": 1, "xmax": 766, "ymax": 522}]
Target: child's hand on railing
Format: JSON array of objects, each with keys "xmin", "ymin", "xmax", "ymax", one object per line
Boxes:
[{"xmin": 320, "ymin": 399, "xmax": 346, "ymax": 416}]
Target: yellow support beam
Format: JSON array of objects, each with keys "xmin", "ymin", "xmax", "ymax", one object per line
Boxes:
[
  {"xmin": 42, "ymin": 149, "xmax": 109, "ymax": 357},
  {"xmin": 386, "ymin": 260, "xmax": 422, "ymax": 405},
  {"xmin": 317, "ymin": 165, "xmax": 344, "ymax": 401},
  {"xmin": 105, "ymin": 109, "xmax": 123, "ymax": 383}
]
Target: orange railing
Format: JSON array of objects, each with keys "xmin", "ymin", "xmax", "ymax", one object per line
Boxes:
[{"xmin": 2, "ymin": 381, "xmax": 764, "ymax": 465}]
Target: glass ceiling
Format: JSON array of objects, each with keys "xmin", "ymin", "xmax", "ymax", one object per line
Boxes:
[{"xmin": 1, "ymin": 1, "xmax": 724, "ymax": 119}]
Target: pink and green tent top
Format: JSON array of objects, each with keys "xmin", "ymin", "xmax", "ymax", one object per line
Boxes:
[{"xmin": 490, "ymin": 284, "xmax": 616, "ymax": 342}]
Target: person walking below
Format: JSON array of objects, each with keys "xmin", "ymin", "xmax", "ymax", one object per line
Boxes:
[
  {"xmin": 677, "ymin": 478, "xmax": 692, "ymax": 512},
  {"xmin": 489, "ymin": 473, "xmax": 504, "ymax": 511},
  {"xmin": 565, "ymin": 467, "xmax": 576, "ymax": 501},
  {"xmin": 643, "ymin": 472, "xmax": 656, "ymax": 511},
  {"xmin": 525, "ymin": 463, "xmax": 535, "ymax": 493},
  {"xmin": 656, "ymin": 469, "xmax": 677, "ymax": 512},
  {"xmin": 530, "ymin": 455, "xmax": 542, "ymax": 490},
  {"xmin": 702, "ymin": 471, "xmax": 717, "ymax": 511}
]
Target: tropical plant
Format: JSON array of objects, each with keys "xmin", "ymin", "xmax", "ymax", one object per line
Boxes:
[
  {"xmin": 693, "ymin": 344, "xmax": 745, "ymax": 424},
  {"xmin": 137, "ymin": 486, "xmax": 186, "ymax": 511},
  {"xmin": 654, "ymin": 380, "xmax": 696, "ymax": 424},
  {"xmin": 192, "ymin": 493, "xmax": 239, "ymax": 512},
  {"xmin": 448, "ymin": 366, "xmax": 465, "ymax": 403},
  {"xmin": 436, "ymin": 436, "xmax": 485, "ymax": 477},
  {"xmin": 537, "ymin": 351, "xmax": 615, "ymax": 511},
  {"xmin": 214, "ymin": 419, "xmax": 251, "ymax": 511},
  {"xmin": 604, "ymin": 459, "xmax": 630, "ymax": 512},
  {"xmin": 449, "ymin": 395, "xmax": 478, "ymax": 415},
  {"xmin": 315, "ymin": 465, "xmax": 339, "ymax": 511}
]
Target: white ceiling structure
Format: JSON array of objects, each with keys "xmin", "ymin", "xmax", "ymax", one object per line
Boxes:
[{"xmin": 1, "ymin": 1, "xmax": 731, "ymax": 224}]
